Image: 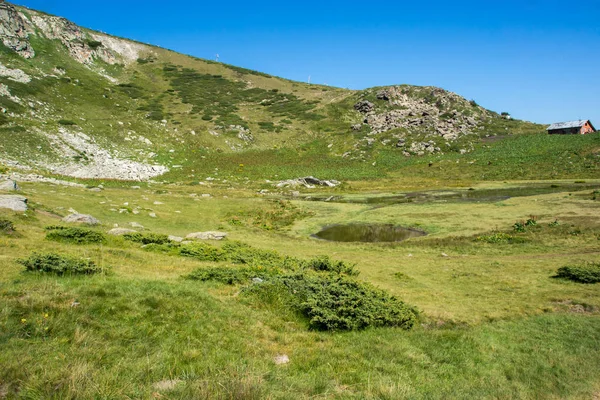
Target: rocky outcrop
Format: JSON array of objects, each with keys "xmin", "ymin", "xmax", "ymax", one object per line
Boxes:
[
  {"xmin": 352, "ymin": 86, "xmax": 487, "ymax": 155},
  {"xmin": 62, "ymin": 213, "xmax": 100, "ymax": 225},
  {"xmin": 185, "ymin": 231, "xmax": 228, "ymax": 241},
  {"xmin": 0, "ymin": 194, "xmax": 27, "ymax": 211},
  {"xmin": 0, "ymin": 1, "xmax": 34, "ymax": 58},
  {"xmin": 275, "ymin": 176, "xmax": 340, "ymax": 189}
]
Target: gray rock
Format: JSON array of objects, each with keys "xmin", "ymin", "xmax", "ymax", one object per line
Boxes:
[
  {"xmin": 185, "ymin": 231, "xmax": 228, "ymax": 241},
  {"xmin": 129, "ymin": 222, "xmax": 144, "ymax": 229},
  {"xmin": 168, "ymin": 235, "xmax": 183, "ymax": 243},
  {"xmin": 354, "ymin": 100, "xmax": 375, "ymax": 114},
  {"xmin": 0, "ymin": 180, "xmax": 19, "ymax": 191},
  {"xmin": 108, "ymin": 228, "xmax": 137, "ymax": 236},
  {"xmin": 0, "ymin": 194, "xmax": 27, "ymax": 212},
  {"xmin": 252, "ymin": 277, "xmax": 264, "ymax": 284},
  {"xmin": 62, "ymin": 213, "xmax": 100, "ymax": 225},
  {"xmin": 0, "ymin": 2, "xmax": 35, "ymax": 58},
  {"xmin": 274, "ymin": 354, "xmax": 290, "ymax": 365}
]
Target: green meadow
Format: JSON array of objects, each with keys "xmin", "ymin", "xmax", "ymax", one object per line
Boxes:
[{"xmin": 1, "ymin": 174, "xmax": 599, "ymax": 399}]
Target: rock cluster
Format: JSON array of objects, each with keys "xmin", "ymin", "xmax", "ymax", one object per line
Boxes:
[
  {"xmin": 353, "ymin": 86, "xmax": 487, "ymax": 155},
  {"xmin": 275, "ymin": 176, "xmax": 340, "ymax": 189},
  {"xmin": 185, "ymin": 231, "xmax": 228, "ymax": 241}
]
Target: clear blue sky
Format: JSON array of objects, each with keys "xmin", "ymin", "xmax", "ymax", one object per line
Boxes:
[{"xmin": 13, "ymin": 0, "xmax": 600, "ymax": 124}]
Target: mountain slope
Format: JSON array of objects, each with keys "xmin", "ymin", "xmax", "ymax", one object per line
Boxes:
[{"xmin": 0, "ymin": 1, "xmax": 553, "ymax": 181}]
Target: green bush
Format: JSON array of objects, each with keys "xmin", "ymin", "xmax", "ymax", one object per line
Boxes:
[
  {"xmin": 186, "ymin": 265, "xmax": 279, "ymax": 285},
  {"xmin": 179, "ymin": 242, "xmax": 227, "ymax": 262},
  {"xmin": 18, "ymin": 252, "xmax": 104, "ymax": 275},
  {"xmin": 476, "ymin": 232, "xmax": 525, "ymax": 244},
  {"xmin": 244, "ymin": 273, "xmax": 417, "ymax": 331},
  {"xmin": 58, "ymin": 119, "xmax": 76, "ymax": 126},
  {"xmin": 303, "ymin": 255, "xmax": 358, "ymax": 276},
  {"xmin": 86, "ymin": 40, "xmax": 103, "ymax": 49},
  {"xmin": 0, "ymin": 219, "xmax": 15, "ymax": 234},
  {"xmin": 46, "ymin": 227, "xmax": 106, "ymax": 244},
  {"xmin": 555, "ymin": 263, "xmax": 600, "ymax": 284},
  {"xmin": 123, "ymin": 232, "xmax": 170, "ymax": 245}
]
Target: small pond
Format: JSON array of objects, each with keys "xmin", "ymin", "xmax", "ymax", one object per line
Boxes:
[{"xmin": 313, "ymin": 223, "xmax": 426, "ymax": 243}]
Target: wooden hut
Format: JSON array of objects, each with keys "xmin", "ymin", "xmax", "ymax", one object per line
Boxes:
[{"xmin": 547, "ymin": 120, "xmax": 596, "ymax": 135}]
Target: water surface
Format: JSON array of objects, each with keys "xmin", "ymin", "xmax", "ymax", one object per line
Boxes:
[{"xmin": 313, "ymin": 224, "xmax": 426, "ymax": 243}]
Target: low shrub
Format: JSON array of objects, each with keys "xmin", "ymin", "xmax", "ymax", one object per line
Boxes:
[
  {"xmin": 302, "ymin": 255, "xmax": 358, "ymax": 276},
  {"xmin": 243, "ymin": 273, "xmax": 418, "ymax": 331},
  {"xmin": 186, "ymin": 265, "xmax": 280, "ymax": 285},
  {"xmin": 221, "ymin": 241, "xmax": 284, "ymax": 267},
  {"xmin": 46, "ymin": 227, "xmax": 106, "ymax": 244},
  {"xmin": 58, "ymin": 119, "xmax": 76, "ymax": 126},
  {"xmin": 555, "ymin": 263, "xmax": 600, "ymax": 284},
  {"xmin": 123, "ymin": 232, "xmax": 170, "ymax": 245},
  {"xmin": 18, "ymin": 252, "xmax": 104, "ymax": 275},
  {"xmin": 476, "ymin": 232, "xmax": 525, "ymax": 244},
  {"xmin": 179, "ymin": 242, "xmax": 227, "ymax": 262},
  {"xmin": 0, "ymin": 219, "xmax": 15, "ymax": 234}
]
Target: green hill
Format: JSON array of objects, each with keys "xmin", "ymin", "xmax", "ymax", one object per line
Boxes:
[{"xmin": 3, "ymin": 0, "xmax": 592, "ymax": 184}]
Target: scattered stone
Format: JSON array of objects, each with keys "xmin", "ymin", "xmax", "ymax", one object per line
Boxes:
[
  {"xmin": 0, "ymin": 194, "xmax": 27, "ymax": 212},
  {"xmin": 168, "ymin": 235, "xmax": 183, "ymax": 243},
  {"xmin": 149, "ymin": 212, "xmax": 157, "ymax": 218},
  {"xmin": 89, "ymin": 187, "xmax": 102, "ymax": 192},
  {"xmin": 0, "ymin": 180, "xmax": 19, "ymax": 191},
  {"xmin": 62, "ymin": 213, "xmax": 100, "ymax": 225},
  {"xmin": 153, "ymin": 201, "xmax": 163, "ymax": 205},
  {"xmin": 108, "ymin": 228, "xmax": 137, "ymax": 236},
  {"xmin": 252, "ymin": 277, "xmax": 264, "ymax": 284},
  {"xmin": 185, "ymin": 231, "xmax": 228, "ymax": 241},
  {"xmin": 441, "ymin": 253, "xmax": 449, "ymax": 257},
  {"xmin": 129, "ymin": 222, "xmax": 144, "ymax": 229},
  {"xmin": 274, "ymin": 354, "xmax": 290, "ymax": 365}
]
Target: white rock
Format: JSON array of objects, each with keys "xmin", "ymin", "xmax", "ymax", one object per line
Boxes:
[
  {"xmin": 0, "ymin": 180, "xmax": 19, "ymax": 191},
  {"xmin": 108, "ymin": 228, "xmax": 137, "ymax": 236},
  {"xmin": 62, "ymin": 213, "xmax": 100, "ymax": 225},
  {"xmin": 185, "ymin": 231, "xmax": 227, "ymax": 241},
  {"xmin": 168, "ymin": 235, "xmax": 184, "ymax": 242},
  {"xmin": 0, "ymin": 195, "xmax": 27, "ymax": 212}
]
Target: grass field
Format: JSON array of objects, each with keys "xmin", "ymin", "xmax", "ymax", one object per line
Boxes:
[{"xmin": 1, "ymin": 178, "xmax": 599, "ymax": 399}]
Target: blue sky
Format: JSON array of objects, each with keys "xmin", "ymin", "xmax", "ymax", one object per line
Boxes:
[{"xmin": 13, "ymin": 0, "xmax": 600, "ymax": 124}]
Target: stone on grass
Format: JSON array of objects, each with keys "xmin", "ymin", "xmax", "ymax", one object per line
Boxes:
[
  {"xmin": 185, "ymin": 231, "xmax": 227, "ymax": 241},
  {"xmin": 0, "ymin": 180, "xmax": 19, "ymax": 191},
  {"xmin": 168, "ymin": 235, "xmax": 184, "ymax": 243},
  {"xmin": 62, "ymin": 213, "xmax": 100, "ymax": 225},
  {"xmin": 274, "ymin": 354, "xmax": 290, "ymax": 365},
  {"xmin": 108, "ymin": 228, "xmax": 137, "ymax": 236},
  {"xmin": 0, "ymin": 195, "xmax": 27, "ymax": 212},
  {"xmin": 129, "ymin": 222, "xmax": 144, "ymax": 229}
]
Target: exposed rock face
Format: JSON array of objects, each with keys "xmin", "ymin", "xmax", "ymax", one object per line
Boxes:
[
  {"xmin": 351, "ymin": 86, "xmax": 487, "ymax": 156},
  {"xmin": 0, "ymin": 194, "xmax": 27, "ymax": 211},
  {"xmin": 62, "ymin": 213, "xmax": 100, "ymax": 225},
  {"xmin": 0, "ymin": 1, "xmax": 34, "ymax": 58},
  {"xmin": 185, "ymin": 231, "xmax": 228, "ymax": 241}
]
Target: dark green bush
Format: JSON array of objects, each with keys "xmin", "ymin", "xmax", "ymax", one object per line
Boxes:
[
  {"xmin": 46, "ymin": 227, "xmax": 106, "ymax": 244},
  {"xmin": 186, "ymin": 265, "xmax": 279, "ymax": 285},
  {"xmin": 86, "ymin": 40, "xmax": 103, "ymax": 49},
  {"xmin": 0, "ymin": 219, "xmax": 15, "ymax": 234},
  {"xmin": 303, "ymin": 255, "xmax": 358, "ymax": 276},
  {"xmin": 18, "ymin": 252, "xmax": 104, "ymax": 275},
  {"xmin": 179, "ymin": 242, "xmax": 227, "ymax": 262},
  {"xmin": 244, "ymin": 273, "xmax": 418, "ymax": 331},
  {"xmin": 123, "ymin": 232, "xmax": 170, "ymax": 245},
  {"xmin": 555, "ymin": 263, "xmax": 600, "ymax": 284},
  {"xmin": 58, "ymin": 119, "xmax": 76, "ymax": 126}
]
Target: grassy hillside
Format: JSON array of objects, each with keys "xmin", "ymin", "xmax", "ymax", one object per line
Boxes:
[{"xmin": 6, "ymin": 2, "xmax": 595, "ymax": 184}]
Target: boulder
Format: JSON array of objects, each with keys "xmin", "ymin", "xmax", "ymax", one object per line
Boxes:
[
  {"xmin": 185, "ymin": 231, "xmax": 228, "ymax": 241},
  {"xmin": 0, "ymin": 180, "xmax": 18, "ymax": 191},
  {"xmin": 168, "ymin": 235, "xmax": 184, "ymax": 243},
  {"xmin": 0, "ymin": 194, "xmax": 27, "ymax": 212},
  {"xmin": 62, "ymin": 213, "xmax": 100, "ymax": 225},
  {"xmin": 354, "ymin": 100, "xmax": 375, "ymax": 114},
  {"xmin": 107, "ymin": 228, "xmax": 137, "ymax": 236}
]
